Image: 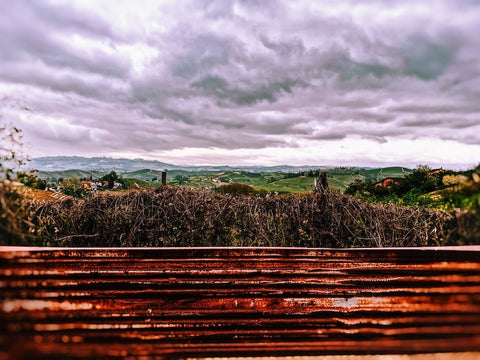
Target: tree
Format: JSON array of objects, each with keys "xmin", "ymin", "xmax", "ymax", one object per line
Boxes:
[
  {"xmin": 101, "ymin": 171, "xmax": 118, "ymax": 189},
  {"xmin": 345, "ymin": 179, "xmax": 373, "ymax": 197},
  {"xmin": 0, "ymin": 122, "xmax": 28, "ymax": 180},
  {"xmin": 60, "ymin": 177, "xmax": 88, "ymax": 198},
  {"xmin": 174, "ymin": 174, "xmax": 189, "ymax": 185},
  {"xmin": 17, "ymin": 170, "xmax": 47, "ymax": 190},
  {"xmin": 0, "ymin": 123, "xmax": 32, "ymax": 244},
  {"xmin": 474, "ymin": 163, "xmax": 480, "ymax": 177},
  {"xmin": 396, "ymin": 165, "xmax": 437, "ymax": 196}
]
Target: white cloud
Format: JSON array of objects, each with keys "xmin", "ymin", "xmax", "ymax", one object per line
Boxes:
[{"xmin": 120, "ymin": 136, "xmax": 478, "ymax": 170}]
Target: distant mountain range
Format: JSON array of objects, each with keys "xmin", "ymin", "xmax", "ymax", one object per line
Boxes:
[{"xmin": 26, "ymin": 156, "xmax": 338, "ymax": 174}]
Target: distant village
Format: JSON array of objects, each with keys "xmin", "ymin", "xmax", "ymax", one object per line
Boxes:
[{"xmin": 79, "ymin": 180, "xmax": 124, "ymax": 191}]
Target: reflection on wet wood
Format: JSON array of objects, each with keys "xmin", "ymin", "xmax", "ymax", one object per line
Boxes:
[{"xmin": 1, "ymin": 247, "xmax": 480, "ymax": 359}]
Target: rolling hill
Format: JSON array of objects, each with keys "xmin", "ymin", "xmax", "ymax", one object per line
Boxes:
[{"xmin": 30, "ymin": 156, "xmax": 414, "ymax": 193}]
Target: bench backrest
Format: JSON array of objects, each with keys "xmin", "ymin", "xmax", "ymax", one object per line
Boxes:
[{"xmin": 1, "ymin": 247, "xmax": 480, "ymax": 359}]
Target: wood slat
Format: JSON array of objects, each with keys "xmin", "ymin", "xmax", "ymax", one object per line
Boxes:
[{"xmin": 1, "ymin": 246, "xmax": 480, "ymax": 359}]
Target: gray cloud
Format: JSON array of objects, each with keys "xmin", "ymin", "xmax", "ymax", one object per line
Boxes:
[
  {"xmin": 0, "ymin": 2, "xmax": 131, "ymax": 78},
  {"xmin": 1, "ymin": 0, "xmax": 479, "ymax": 167},
  {"xmin": 191, "ymin": 74, "xmax": 307, "ymax": 106},
  {"xmin": 403, "ymin": 35, "xmax": 452, "ymax": 80},
  {"xmin": 27, "ymin": 1, "xmax": 124, "ymax": 41}
]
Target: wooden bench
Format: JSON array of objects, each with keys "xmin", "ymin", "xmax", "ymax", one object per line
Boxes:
[{"xmin": 1, "ymin": 246, "xmax": 480, "ymax": 359}]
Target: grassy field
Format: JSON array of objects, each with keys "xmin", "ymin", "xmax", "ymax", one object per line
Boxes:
[
  {"xmin": 182, "ymin": 167, "xmax": 413, "ymax": 193},
  {"xmin": 256, "ymin": 177, "xmax": 315, "ymax": 193}
]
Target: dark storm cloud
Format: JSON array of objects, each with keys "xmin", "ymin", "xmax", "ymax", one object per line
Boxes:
[
  {"xmin": 1, "ymin": 0, "xmax": 479, "ymax": 166},
  {"xmin": 402, "ymin": 35, "xmax": 453, "ymax": 80},
  {"xmin": 191, "ymin": 75, "xmax": 307, "ymax": 106}
]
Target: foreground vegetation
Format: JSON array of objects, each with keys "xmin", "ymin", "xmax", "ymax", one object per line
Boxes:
[
  {"xmin": 3, "ymin": 182, "xmax": 479, "ymax": 248},
  {"xmin": 345, "ymin": 165, "xmax": 480, "ymax": 210}
]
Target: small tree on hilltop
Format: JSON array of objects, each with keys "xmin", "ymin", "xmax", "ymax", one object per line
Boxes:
[
  {"xmin": 101, "ymin": 171, "xmax": 118, "ymax": 189},
  {"xmin": 174, "ymin": 174, "xmax": 189, "ymax": 185}
]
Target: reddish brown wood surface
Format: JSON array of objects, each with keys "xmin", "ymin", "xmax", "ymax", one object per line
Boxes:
[{"xmin": 1, "ymin": 247, "xmax": 480, "ymax": 359}]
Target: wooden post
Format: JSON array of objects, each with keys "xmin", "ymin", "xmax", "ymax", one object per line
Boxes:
[
  {"xmin": 314, "ymin": 171, "xmax": 328, "ymax": 192},
  {"xmin": 318, "ymin": 171, "xmax": 328, "ymax": 189},
  {"xmin": 161, "ymin": 171, "xmax": 167, "ymax": 186}
]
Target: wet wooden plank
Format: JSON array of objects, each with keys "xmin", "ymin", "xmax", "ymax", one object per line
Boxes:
[{"xmin": 1, "ymin": 246, "xmax": 480, "ymax": 359}]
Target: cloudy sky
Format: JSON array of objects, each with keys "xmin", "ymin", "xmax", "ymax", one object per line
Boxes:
[{"xmin": 1, "ymin": 0, "xmax": 480, "ymax": 169}]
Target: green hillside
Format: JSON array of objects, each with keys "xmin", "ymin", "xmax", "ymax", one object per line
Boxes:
[
  {"xmin": 37, "ymin": 167, "xmax": 414, "ymax": 194},
  {"xmin": 38, "ymin": 169, "xmax": 106, "ymax": 182}
]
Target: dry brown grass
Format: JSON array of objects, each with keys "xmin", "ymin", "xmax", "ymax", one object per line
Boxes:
[{"xmin": 10, "ymin": 185, "xmax": 458, "ymax": 248}]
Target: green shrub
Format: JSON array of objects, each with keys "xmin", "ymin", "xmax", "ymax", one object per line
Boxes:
[
  {"xmin": 60, "ymin": 177, "xmax": 90, "ymax": 198},
  {"xmin": 17, "ymin": 170, "xmax": 47, "ymax": 190}
]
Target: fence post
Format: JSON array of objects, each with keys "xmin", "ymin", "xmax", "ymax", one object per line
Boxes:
[
  {"xmin": 162, "ymin": 171, "xmax": 167, "ymax": 186},
  {"xmin": 314, "ymin": 171, "xmax": 328, "ymax": 192}
]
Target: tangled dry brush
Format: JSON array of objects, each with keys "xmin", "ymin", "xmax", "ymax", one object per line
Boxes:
[{"xmin": 5, "ymin": 185, "xmax": 465, "ymax": 248}]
